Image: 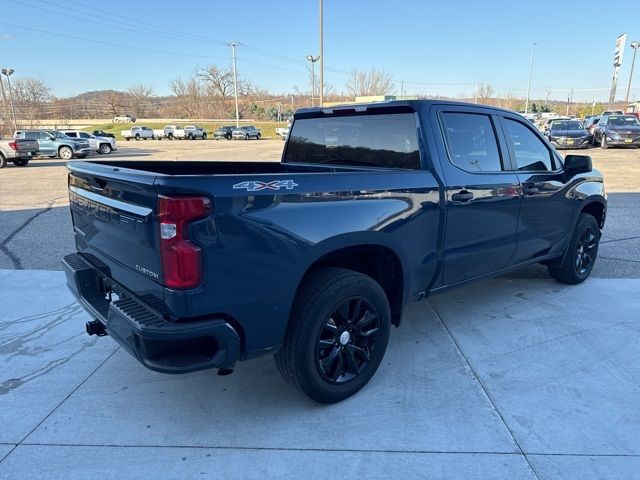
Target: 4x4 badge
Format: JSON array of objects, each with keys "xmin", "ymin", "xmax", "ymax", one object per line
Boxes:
[{"xmin": 233, "ymin": 180, "xmax": 298, "ymax": 192}]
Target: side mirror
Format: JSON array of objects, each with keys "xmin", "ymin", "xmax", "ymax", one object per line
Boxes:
[{"xmin": 564, "ymin": 155, "xmax": 592, "ymax": 175}]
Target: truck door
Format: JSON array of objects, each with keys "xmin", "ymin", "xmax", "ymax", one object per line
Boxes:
[
  {"xmin": 30, "ymin": 131, "xmax": 54, "ymax": 156},
  {"xmin": 497, "ymin": 115, "xmax": 576, "ymax": 262},
  {"xmin": 431, "ymin": 107, "xmax": 521, "ymax": 285}
]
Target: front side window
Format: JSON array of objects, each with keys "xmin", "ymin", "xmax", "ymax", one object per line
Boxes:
[
  {"xmin": 440, "ymin": 112, "xmax": 502, "ymax": 172},
  {"xmin": 503, "ymin": 118, "xmax": 554, "ymax": 172},
  {"xmin": 284, "ymin": 113, "xmax": 421, "ymax": 169}
]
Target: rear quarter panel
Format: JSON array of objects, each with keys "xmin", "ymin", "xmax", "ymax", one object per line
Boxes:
[{"xmin": 155, "ymin": 169, "xmax": 441, "ymax": 355}]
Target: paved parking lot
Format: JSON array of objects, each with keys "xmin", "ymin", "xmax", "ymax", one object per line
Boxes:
[{"xmin": 1, "ymin": 141, "xmax": 640, "ymax": 478}]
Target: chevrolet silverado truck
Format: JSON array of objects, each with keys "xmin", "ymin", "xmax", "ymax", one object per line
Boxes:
[
  {"xmin": 15, "ymin": 130, "xmax": 91, "ymax": 159},
  {"xmin": 0, "ymin": 136, "xmax": 39, "ymax": 168},
  {"xmin": 63, "ymin": 100, "xmax": 606, "ymax": 403}
]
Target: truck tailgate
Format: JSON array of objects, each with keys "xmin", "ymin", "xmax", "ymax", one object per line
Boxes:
[{"xmin": 67, "ymin": 162, "xmax": 163, "ymax": 285}]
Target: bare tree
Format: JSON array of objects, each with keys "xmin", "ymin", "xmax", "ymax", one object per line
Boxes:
[
  {"xmin": 197, "ymin": 65, "xmax": 235, "ymax": 100},
  {"xmin": 346, "ymin": 69, "xmax": 395, "ymax": 97},
  {"xmin": 476, "ymin": 83, "xmax": 494, "ymax": 103},
  {"xmin": 170, "ymin": 77, "xmax": 205, "ymax": 118},
  {"xmin": 126, "ymin": 84, "xmax": 154, "ymax": 118},
  {"xmin": 104, "ymin": 90, "xmax": 124, "ymax": 117},
  {"xmin": 11, "ymin": 77, "xmax": 52, "ymax": 125}
]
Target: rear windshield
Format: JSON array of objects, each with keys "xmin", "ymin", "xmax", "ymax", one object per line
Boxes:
[{"xmin": 283, "ymin": 113, "xmax": 421, "ymax": 169}]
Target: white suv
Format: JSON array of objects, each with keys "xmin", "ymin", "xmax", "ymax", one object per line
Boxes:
[{"xmin": 62, "ymin": 130, "xmax": 117, "ymax": 154}]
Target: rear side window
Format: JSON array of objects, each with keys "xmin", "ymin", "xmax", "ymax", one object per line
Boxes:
[
  {"xmin": 440, "ymin": 112, "xmax": 503, "ymax": 172},
  {"xmin": 283, "ymin": 113, "xmax": 421, "ymax": 169},
  {"xmin": 24, "ymin": 132, "xmax": 38, "ymax": 140},
  {"xmin": 66, "ymin": 132, "xmax": 78, "ymax": 137},
  {"xmin": 502, "ymin": 118, "xmax": 554, "ymax": 172}
]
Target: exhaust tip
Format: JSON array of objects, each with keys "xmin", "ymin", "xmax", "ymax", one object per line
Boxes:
[
  {"xmin": 86, "ymin": 320, "xmax": 107, "ymax": 337},
  {"xmin": 217, "ymin": 367, "xmax": 234, "ymax": 376}
]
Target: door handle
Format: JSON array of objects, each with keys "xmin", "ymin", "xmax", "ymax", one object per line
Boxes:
[{"xmin": 451, "ymin": 190, "xmax": 474, "ymax": 202}]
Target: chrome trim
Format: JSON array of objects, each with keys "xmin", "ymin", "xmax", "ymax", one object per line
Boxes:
[{"xmin": 69, "ymin": 185, "xmax": 153, "ymax": 217}]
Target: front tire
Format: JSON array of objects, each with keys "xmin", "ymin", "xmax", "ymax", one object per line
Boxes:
[
  {"xmin": 601, "ymin": 136, "xmax": 608, "ymax": 149},
  {"xmin": 58, "ymin": 146, "xmax": 73, "ymax": 160},
  {"xmin": 275, "ymin": 268, "xmax": 391, "ymax": 404},
  {"xmin": 548, "ymin": 213, "xmax": 600, "ymax": 284},
  {"xmin": 202, "ymin": 133, "xmax": 207, "ymax": 140},
  {"xmin": 135, "ymin": 134, "xmax": 140, "ymax": 141},
  {"xmin": 99, "ymin": 144, "xmax": 112, "ymax": 154}
]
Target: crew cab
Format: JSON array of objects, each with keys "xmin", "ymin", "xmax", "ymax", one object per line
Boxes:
[
  {"xmin": 0, "ymin": 136, "xmax": 39, "ymax": 168},
  {"xmin": 15, "ymin": 130, "xmax": 91, "ymax": 159},
  {"xmin": 64, "ymin": 100, "xmax": 607, "ymax": 404},
  {"xmin": 122, "ymin": 126, "xmax": 154, "ymax": 141},
  {"xmin": 62, "ymin": 130, "xmax": 117, "ymax": 155}
]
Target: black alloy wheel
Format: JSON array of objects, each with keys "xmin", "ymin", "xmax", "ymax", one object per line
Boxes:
[
  {"xmin": 575, "ymin": 225, "xmax": 597, "ymax": 276},
  {"xmin": 315, "ymin": 297, "xmax": 381, "ymax": 384}
]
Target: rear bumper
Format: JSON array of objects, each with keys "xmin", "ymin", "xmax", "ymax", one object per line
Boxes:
[{"xmin": 63, "ymin": 253, "xmax": 241, "ymax": 374}]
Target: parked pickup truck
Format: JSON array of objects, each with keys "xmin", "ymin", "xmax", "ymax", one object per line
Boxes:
[
  {"xmin": 0, "ymin": 136, "xmax": 39, "ymax": 168},
  {"xmin": 164, "ymin": 125, "xmax": 207, "ymax": 140},
  {"xmin": 122, "ymin": 126, "xmax": 154, "ymax": 141},
  {"xmin": 15, "ymin": 130, "xmax": 91, "ymax": 159},
  {"xmin": 62, "ymin": 130, "xmax": 117, "ymax": 155},
  {"xmin": 64, "ymin": 100, "xmax": 607, "ymax": 404}
]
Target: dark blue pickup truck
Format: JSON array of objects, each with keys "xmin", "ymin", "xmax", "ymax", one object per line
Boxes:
[{"xmin": 64, "ymin": 100, "xmax": 606, "ymax": 403}]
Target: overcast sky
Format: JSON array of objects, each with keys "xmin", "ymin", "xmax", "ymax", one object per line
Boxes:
[{"xmin": 2, "ymin": 0, "xmax": 640, "ymax": 102}]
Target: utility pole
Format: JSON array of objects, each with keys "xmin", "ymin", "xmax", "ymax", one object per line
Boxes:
[
  {"xmin": 400, "ymin": 80, "xmax": 404, "ymax": 99},
  {"xmin": 226, "ymin": 42, "xmax": 241, "ymax": 128},
  {"xmin": 591, "ymin": 99, "xmax": 596, "ymax": 115},
  {"xmin": 625, "ymin": 41, "xmax": 640, "ymax": 105},
  {"xmin": 474, "ymin": 83, "xmax": 478, "ymax": 104},
  {"xmin": 0, "ymin": 76, "xmax": 8, "ymax": 128},
  {"xmin": 306, "ymin": 55, "xmax": 319, "ymax": 107},
  {"xmin": 566, "ymin": 88, "xmax": 573, "ymax": 116},
  {"xmin": 544, "ymin": 88, "xmax": 550, "ymax": 107},
  {"xmin": 319, "ymin": 0, "xmax": 324, "ymax": 107},
  {"xmin": 524, "ymin": 42, "xmax": 537, "ymax": 114}
]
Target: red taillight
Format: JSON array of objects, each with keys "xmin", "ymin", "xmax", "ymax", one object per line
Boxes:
[
  {"xmin": 158, "ymin": 195, "xmax": 210, "ymax": 289},
  {"xmin": 8, "ymin": 141, "xmax": 17, "ymax": 151}
]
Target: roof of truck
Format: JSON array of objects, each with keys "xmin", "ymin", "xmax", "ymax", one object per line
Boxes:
[{"xmin": 294, "ymin": 99, "xmax": 517, "ymax": 119}]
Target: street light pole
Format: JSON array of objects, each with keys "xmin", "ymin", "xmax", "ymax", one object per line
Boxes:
[
  {"xmin": 226, "ymin": 42, "xmax": 241, "ymax": 128},
  {"xmin": 625, "ymin": 41, "xmax": 640, "ymax": 106},
  {"xmin": 0, "ymin": 76, "xmax": 8, "ymax": 128},
  {"xmin": 524, "ymin": 42, "xmax": 537, "ymax": 115},
  {"xmin": 319, "ymin": 0, "xmax": 324, "ymax": 107},
  {"xmin": 1, "ymin": 68, "xmax": 17, "ymax": 130},
  {"xmin": 306, "ymin": 55, "xmax": 319, "ymax": 107}
]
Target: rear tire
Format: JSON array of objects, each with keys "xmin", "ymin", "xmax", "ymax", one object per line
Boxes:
[
  {"xmin": 548, "ymin": 213, "xmax": 600, "ymax": 284},
  {"xmin": 274, "ymin": 267, "xmax": 391, "ymax": 404},
  {"xmin": 0, "ymin": 154, "xmax": 6, "ymax": 169},
  {"xmin": 13, "ymin": 159, "xmax": 29, "ymax": 167},
  {"xmin": 257, "ymin": 133, "xmax": 261, "ymax": 140}
]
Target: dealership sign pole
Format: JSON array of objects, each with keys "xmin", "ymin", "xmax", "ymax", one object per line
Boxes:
[{"xmin": 608, "ymin": 33, "xmax": 627, "ymax": 109}]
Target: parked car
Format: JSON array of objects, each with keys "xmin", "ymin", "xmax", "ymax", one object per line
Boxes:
[
  {"xmin": 583, "ymin": 116, "xmax": 600, "ymax": 139},
  {"xmin": 113, "ymin": 115, "xmax": 136, "ymax": 123},
  {"xmin": 163, "ymin": 125, "xmax": 180, "ymax": 140},
  {"xmin": 184, "ymin": 125, "xmax": 207, "ymax": 140},
  {"xmin": 15, "ymin": 130, "xmax": 91, "ymax": 159},
  {"xmin": 592, "ymin": 115, "xmax": 640, "ymax": 149},
  {"xmin": 64, "ymin": 100, "xmax": 606, "ymax": 404},
  {"xmin": 92, "ymin": 129, "xmax": 115, "ymax": 139},
  {"xmin": 275, "ymin": 125, "xmax": 290, "ymax": 139},
  {"xmin": 213, "ymin": 125, "xmax": 235, "ymax": 140},
  {"xmin": 0, "ymin": 136, "xmax": 39, "ymax": 168},
  {"xmin": 62, "ymin": 130, "xmax": 117, "ymax": 155},
  {"xmin": 542, "ymin": 116, "xmax": 571, "ymax": 134},
  {"xmin": 122, "ymin": 126, "xmax": 154, "ymax": 141},
  {"xmin": 232, "ymin": 125, "xmax": 261, "ymax": 140},
  {"xmin": 545, "ymin": 120, "xmax": 591, "ymax": 149}
]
